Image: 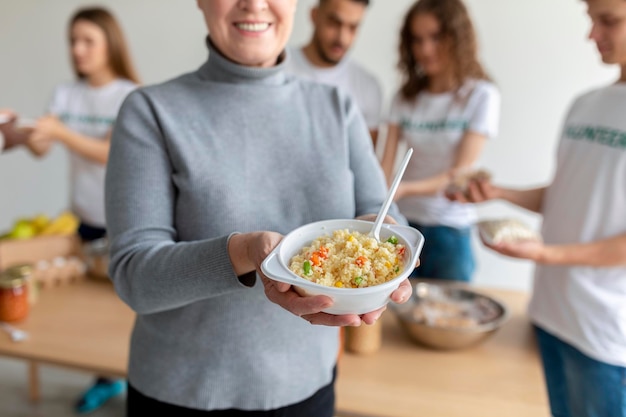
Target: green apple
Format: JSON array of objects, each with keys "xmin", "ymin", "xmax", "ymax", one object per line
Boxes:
[{"xmin": 8, "ymin": 220, "xmax": 36, "ymax": 239}]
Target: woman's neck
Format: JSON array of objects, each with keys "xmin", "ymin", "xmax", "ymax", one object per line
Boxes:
[
  {"xmin": 302, "ymin": 43, "xmax": 334, "ymax": 68},
  {"xmin": 427, "ymin": 71, "xmax": 458, "ymax": 94},
  {"xmin": 86, "ymin": 68, "xmax": 116, "ymax": 87}
]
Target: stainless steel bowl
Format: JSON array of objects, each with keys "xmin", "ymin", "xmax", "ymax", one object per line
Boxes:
[{"xmin": 389, "ymin": 280, "xmax": 509, "ymax": 350}]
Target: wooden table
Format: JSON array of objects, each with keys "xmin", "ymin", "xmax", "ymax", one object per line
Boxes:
[
  {"xmin": 336, "ymin": 286, "xmax": 549, "ymax": 417},
  {"xmin": 0, "ymin": 280, "xmax": 548, "ymax": 416},
  {"xmin": 0, "ymin": 280, "xmax": 134, "ymax": 401}
]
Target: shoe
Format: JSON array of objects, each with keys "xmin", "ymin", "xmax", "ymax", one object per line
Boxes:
[{"xmin": 75, "ymin": 378, "xmax": 126, "ymax": 414}]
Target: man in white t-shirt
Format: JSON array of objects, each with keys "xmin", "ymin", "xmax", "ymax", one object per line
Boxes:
[
  {"xmin": 449, "ymin": 0, "xmax": 626, "ymax": 415},
  {"xmin": 0, "ymin": 109, "xmax": 30, "ymax": 152},
  {"xmin": 285, "ymin": 0, "xmax": 383, "ymax": 148}
]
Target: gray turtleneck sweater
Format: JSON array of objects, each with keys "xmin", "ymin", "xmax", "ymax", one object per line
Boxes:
[{"xmin": 105, "ymin": 41, "xmax": 405, "ymax": 411}]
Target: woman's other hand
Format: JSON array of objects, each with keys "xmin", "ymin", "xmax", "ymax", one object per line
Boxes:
[
  {"xmin": 446, "ymin": 175, "xmax": 499, "ymax": 203},
  {"xmin": 230, "ymin": 231, "xmax": 361, "ymax": 327},
  {"xmin": 481, "ymin": 235, "xmax": 546, "ymax": 263},
  {"xmin": 30, "ymin": 115, "xmax": 69, "ymax": 143}
]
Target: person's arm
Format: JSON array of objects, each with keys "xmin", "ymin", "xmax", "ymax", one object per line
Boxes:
[
  {"xmin": 484, "ymin": 231, "xmax": 626, "ymax": 267},
  {"xmin": 25, "ymin": 136, "xmax": 54, "ymax": 157},
  {"xmin": 380, "ymin": 123, "xmax": 400, "ymax": 181},
  {"xmin": 397, "ymin": 83, "xmax": 501, "ymax": 200},
  {"xmin": 455, "ymin": 180, "xmax": 547, "ymax": 214},
  {"xmin": 106, "ymin": 91, "xmax": 253, "ymax": 315},
  {"xmin": 367, "ymin": 78, "xmax": 383, "ymax": 153},
  {"xmin": 369, "ymin": 128, "xmax": 379, "ymax": 150},
  {"xmin": 28, "ymin": 115, "xmax": 109, "ymax": 164},
  {"xmin": 395, "ymin": 130, "xmax": 488, "ymax": 200}
]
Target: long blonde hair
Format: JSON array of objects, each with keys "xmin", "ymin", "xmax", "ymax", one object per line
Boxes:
[{"xmin": 69, "ymin": 7, "xmax": 140, "ymax": 84}]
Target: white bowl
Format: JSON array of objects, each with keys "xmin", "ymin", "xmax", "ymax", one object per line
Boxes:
[{"xmin": 261, "ymin": 219, "xmax": 424, "ymax": 315}]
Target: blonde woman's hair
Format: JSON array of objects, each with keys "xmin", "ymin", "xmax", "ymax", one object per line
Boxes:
[{"xmin": 69, "ymin": 7, "xmax": 140, "ymax": 84}]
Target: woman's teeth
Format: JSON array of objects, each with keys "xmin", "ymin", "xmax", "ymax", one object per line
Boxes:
[{"xmin": 236, "ymin": 23, "xmax": 270, "ymax": 32}]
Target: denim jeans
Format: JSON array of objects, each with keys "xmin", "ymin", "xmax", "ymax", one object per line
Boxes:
[
  {"xmin": 408, "ymin": 222, "xmax": 475, "ymax": 282},
  {"xmin": 535, "ymin": 325, "xmax": 626, "ymax": 417}
]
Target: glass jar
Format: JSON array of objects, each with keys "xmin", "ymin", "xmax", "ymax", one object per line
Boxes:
[
  {"xmin": 0, "ymin": 273, "xmax": 30, "ymax": 322},
  {"xmin": 5, "ymin": 264, "xmax": 37, "ymax": 305}
]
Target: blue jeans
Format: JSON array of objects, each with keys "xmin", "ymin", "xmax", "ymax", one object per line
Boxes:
[
  {"xmin": 535, "ymin": 325, "xmax": 626, "ymax": 417},
  {"xmin": 408, "ymin": 222, "xmax": 475, "ymax": 282}
]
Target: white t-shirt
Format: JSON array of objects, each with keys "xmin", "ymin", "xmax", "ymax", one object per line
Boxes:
[
  {"xmin": 285, "ymin": 47, "xmax": 383, "ymax": 130},
  {"xmin": 529, "ymin": 84, "xmax": 626, "ymax": 367},
  {"xmin": 389, "ymin": 79, "xmax": 500, "ymax": 228},
  {"xmin": 48, "ymin": 79, "xmax": 137, "ymax": 228}
]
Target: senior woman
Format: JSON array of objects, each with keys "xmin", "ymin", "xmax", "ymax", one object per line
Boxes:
[{"xmin": 105, "ymin": 1, "xmax": 412, "ymax": 416}]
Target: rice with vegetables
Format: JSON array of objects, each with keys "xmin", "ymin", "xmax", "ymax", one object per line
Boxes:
[{"xmin": 288, "ymin": 229, "xmax": 406, "ymax": 288}]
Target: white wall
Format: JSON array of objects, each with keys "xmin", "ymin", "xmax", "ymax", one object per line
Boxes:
[{"xmin": 0, "ymin": 0, "xmax": 618, "ymax": 292}]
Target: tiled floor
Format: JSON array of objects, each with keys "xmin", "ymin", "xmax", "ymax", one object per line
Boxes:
[{"xmin": 0, "ymin": 357, "xmax": 124, "ymax": 417}]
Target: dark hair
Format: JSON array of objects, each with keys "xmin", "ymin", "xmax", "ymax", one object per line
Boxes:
[
  {"xmin": 398, "ymin": 0, "xmax": 489, "ymax": 100},
  {"xmin": 319, "ymin": 0, "xmax": 370, "ymax": 6},
  {"xmin": 69, "ymin": 7, "xmax": 140, "ymax": 84}
]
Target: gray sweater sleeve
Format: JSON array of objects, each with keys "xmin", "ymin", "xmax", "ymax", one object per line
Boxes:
[{"xmin": 105, "ymin": 91, "xmax": 243, "ymax": 315}]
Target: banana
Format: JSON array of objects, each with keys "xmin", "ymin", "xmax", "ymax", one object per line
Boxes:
[
  {"xmin": 38, "ymin": 211, "xmax": 79, "ymax": 236},
  {"xmin": 31, "ymin": 214, "xmax": 51, "ymax": 233}
]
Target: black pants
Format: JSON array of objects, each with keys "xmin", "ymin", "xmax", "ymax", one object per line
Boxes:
[
  {"xmin": 78, "ymin": 222, "xmax": 107, "ymax": 242},
  {"xmin": 127, "ymin": 368, "xmax": 336, "ymax": 417}
]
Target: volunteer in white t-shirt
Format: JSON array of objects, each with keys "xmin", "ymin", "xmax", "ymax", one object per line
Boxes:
[
  {"xmin": 25, "ymin": 7, "xmax": 139, "ymax": 414},
  {"xmin": 450, "ymin": 0, "xmax": 626, "ymax": 414},
  {"xmin": 380, "ymin": 0, "xmax": 500, "ymax": 282},
  {"xmin": 285, "ymin": 0, "xmax": 383, "ymax": 148}
]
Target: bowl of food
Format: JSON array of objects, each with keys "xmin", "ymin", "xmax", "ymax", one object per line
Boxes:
[
  {"xmin": 261, "ymin": 219, "xmax": 424, "ymax": 315},
  {"xmin": 389, "ymin": 280, "xmax": 509, "ymax": 350}
]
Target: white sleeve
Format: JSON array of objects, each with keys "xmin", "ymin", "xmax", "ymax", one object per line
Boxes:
[
  {"xmin": 47, "ymin": 85, "xmax": 66, "ymax": 116},
  {"xmin": 467, "ymin": 82, "xmax": 501, "ymax": 139}
]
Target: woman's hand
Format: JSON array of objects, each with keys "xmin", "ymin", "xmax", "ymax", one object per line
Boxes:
[
  {"xmin": 30, "ymin": 115, "xmax": 69, "ymax": 143},
  {"xmin": 0, "ymin": 110, "xmax": 31, "ymax": 150},
  {"xmin": 236, "ymin": 231, "xmax": 362, "ymax": 327},
  {"xmin": 482, "ymin": 237, "xmax": 547, "ymax": 263},
  {"xmin": 260, "ymin": 274, "xmax": 365, "ymax": 327},
  {"xmin": 446, "ymin": 175, "xmax": 500, "ymax": 203}
]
